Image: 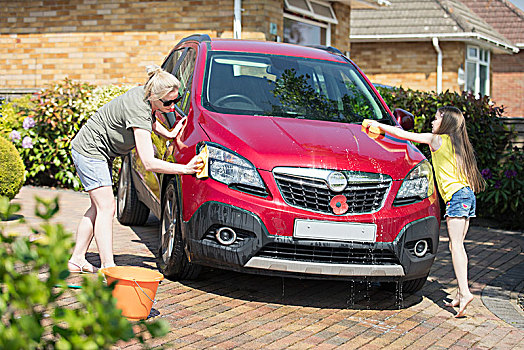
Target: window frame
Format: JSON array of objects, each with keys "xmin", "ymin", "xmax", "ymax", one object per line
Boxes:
[
  {"xmin": 284, "ymin": 0, "xmax": 338, "ymax": 24},
  {"xmin": 465, "ymin": 45, "xmax": 490, "ymax": 96}
]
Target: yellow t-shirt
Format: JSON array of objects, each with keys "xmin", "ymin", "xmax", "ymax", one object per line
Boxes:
[{"xmin": 431, "ymin": 134, "xmax": 470, "ymax": 203}]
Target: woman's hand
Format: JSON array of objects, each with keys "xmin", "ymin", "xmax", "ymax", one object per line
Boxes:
[
  {"xmin": 171, "ymin": 116, "xmax": 187, "ymax": 139},
  {"xmin": 184, "ymin": 155, "xmax": 204, "ymax": 175}
]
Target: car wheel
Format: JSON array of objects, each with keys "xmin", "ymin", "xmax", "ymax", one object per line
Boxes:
[
  {"xmin": 382, "ymin": 275, "xmax": 428, "ymax": 294},
  {"xmin": 116, "ymin": 155, "xmax": 150, "ymax": 226},
  {"xmin": 157, "ymin": 180, "xmax": 201, "ymax": 280},
  {"xmin": 401, "ymin": 276, "xmax": 428, "ymax": 293}
]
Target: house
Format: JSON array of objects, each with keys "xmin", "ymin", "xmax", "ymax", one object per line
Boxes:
[
  {"xmin": 350, "ymin": 0, "xmax": 523, "ymax": 117},
  {"xmin": 0, "ymin": 0, "xmax": 388, "ymax": 98},
  {"xmin": 459, "ymin": 0, "xmax": 524, "ymax": 118}
]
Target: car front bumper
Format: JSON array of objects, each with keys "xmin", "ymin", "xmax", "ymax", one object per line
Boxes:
[{"xmin": 183, "ymin": 201, "xmax": 439, "ymax": 281}]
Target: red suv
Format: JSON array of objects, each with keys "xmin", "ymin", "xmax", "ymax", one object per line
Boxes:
[{"xmin": 117, "ymin": 34, "xmax": 440, "ymax": 293}]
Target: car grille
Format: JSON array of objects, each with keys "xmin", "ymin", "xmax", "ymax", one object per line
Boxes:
[
  {"xmin": 274, "ymin": 171, "xmax": 391, "ymax": 215},
  {"xmin": 256, "ymin": 242, "xmax": 400, "ymax": 265}
]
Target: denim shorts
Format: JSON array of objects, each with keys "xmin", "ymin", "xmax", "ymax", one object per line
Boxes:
[
  {"xmin": 71, "ymin": 148, "xmax": 113, "ymax": 191},
  {"xmin": 445, "ymin": 186, "xmax": 476, "ymax": 218}
]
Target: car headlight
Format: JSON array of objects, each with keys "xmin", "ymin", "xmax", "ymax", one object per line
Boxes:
[
  {"xmin": 395, "ymin": 160, "xmax": 434, "ymax": 204},
  {"xmin": 200, "ymin": 143, "xmax": 266, "ymax": 193}
]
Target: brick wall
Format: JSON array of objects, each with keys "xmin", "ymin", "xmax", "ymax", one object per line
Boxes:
[
  {"xmin": 1, "ymin": 0, "xmax": 352, "ymax": 91},
  {"xmin": 0, "ymin": 0, "xmax": 282, "ymax": 89},
  {"xmin": 239, "ymin": 0, "xmax": 283, "ymax": 41},
  {"xmin": 350, "ymin": 41, "xmax": 464, "ymax": 92},
  {"xmin": 1, "ymin": 0, "xmax": 351, "ymax": 90},
  {"xmin": 491, "ymin": 51, "xmax": 524, "ymax": 117},
  {"xmin": 331, "ymin": 2, "xmax": 350, "ymax": 53}
]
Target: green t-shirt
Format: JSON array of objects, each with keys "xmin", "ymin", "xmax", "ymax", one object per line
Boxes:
[{"xmin": 72, "ymin": 86, "xmax": 154, "ymax": 160}]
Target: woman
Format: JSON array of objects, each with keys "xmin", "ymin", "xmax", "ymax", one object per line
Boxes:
[
  {"xmin": 370, "ymin": 106, "xmax": 485, "ymax": 318},
  {"xmin": 68, "ymin": 65, "xmax": 202, "ymax": 272}
]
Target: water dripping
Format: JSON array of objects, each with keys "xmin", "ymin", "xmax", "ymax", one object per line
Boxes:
[
  {"xmin": 281, "ymin": 277, "xmax": 285, "ymax": 299},
  {"xmin": 347, "ymin": 280, "xmax": 355, "ymax": 308},
  {"xmin": 366, "ymin": 279, "xmax": 372, "ymax": 310},
  {"xmin": 395, "ymin": 280, "xmax": 404, "ymax": 309}
]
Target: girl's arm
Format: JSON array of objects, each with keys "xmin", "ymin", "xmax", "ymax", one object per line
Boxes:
[
  {"xmin": 370, "ymin": 121, "xmax": 441, "ymax": 151},
  {"xmin": 133, "ymin": 127, "xmax": 202, "ymax": 174}
]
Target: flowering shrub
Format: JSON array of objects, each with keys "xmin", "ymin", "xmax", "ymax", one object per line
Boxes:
[
  {"xmin": 2, "ymin": 79, "xmax": 132, "ymax": 190},
  {"xmin": 477, "ymin": 146, "xmax": 523, "ymax": 228},
  {"xmin": 0, "ymin": 95, "xmax": 36, "ymax": 139}
]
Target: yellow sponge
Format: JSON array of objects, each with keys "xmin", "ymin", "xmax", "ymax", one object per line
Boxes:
[
  {"xmin": 196, "ymin": 145, "xmax": 209, "ymax": 178},
  {"xmin": 362, "ymin": 119, "xmax": 384, "ymax": 135}
]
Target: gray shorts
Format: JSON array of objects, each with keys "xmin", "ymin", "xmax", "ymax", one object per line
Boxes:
[{"xmin": 71, "ymin": 148, "xmax": 113, "ymax": 191}]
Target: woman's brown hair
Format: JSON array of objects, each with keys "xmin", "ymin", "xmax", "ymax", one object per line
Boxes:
[{"xmin": 436, "ymin": 106, "xmax": 485, "ymax": 192}]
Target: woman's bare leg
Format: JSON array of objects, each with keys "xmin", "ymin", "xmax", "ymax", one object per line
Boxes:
[
  {"xmin": 69, "ymin": 203, "xmax": 97, "ymax": 272},
  {"xmin": 88, "ymin": 186, "xmax": 116, "ymax": 268},
  {"xmin": 447, "ymin": 217, "xmax": 474, "ymax": 317}
]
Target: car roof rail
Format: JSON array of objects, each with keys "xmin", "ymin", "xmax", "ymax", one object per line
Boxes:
[
  {"xmin": 306, "ymin": 45, "xmax": 343, "ymax": 55},
  {"xmin": 177, "ymin": 34, "xmax": 212, "ymax": 46}
]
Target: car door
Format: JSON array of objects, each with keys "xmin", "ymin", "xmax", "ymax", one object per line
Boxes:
[
  {"xmin": 130, "ymin": 46, "xmax": 194, "ymax": 210},
  {"xmin": 161, "ymin": 45, "xmax": 198, "ymax": 163}
]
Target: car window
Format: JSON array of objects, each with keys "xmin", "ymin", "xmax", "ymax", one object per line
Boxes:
[
  {"xmin": 174, "ymin": 48, "xmax": 196, "ymax": 116},
  {"xmin": 162, "ymin": 48, "xmax": 185, "ymax": 75},
  {"xmin": 202, "ymin": 52, "xmax": 393, "ymax": 125}
]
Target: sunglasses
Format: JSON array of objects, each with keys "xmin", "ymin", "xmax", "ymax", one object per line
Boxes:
[{"xmin": 160, "ymin": 94, "xmax": 182, "ymax": 107}]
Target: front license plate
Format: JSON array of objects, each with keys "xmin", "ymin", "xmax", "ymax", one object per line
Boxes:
[{"xmin": 294, "ymin": 219, "xmax": 376, "ymax": 242}]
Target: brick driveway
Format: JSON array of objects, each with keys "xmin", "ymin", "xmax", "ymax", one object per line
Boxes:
[{"xmin": 8, "ymin": 186, "xmax": 524, "ymax": 349}]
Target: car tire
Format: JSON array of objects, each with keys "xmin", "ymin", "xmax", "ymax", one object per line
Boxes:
[
  {"xmin": 157, "ymin": 180, "xmax": 201, "ymax": 280},
  {"xmin": 383, "ymin": 275, "xmax": 428, "ymax": 294},
  {"xmin": 116, "ymin": 155, "xmax": 150, "ymax": 226},
  {"xmin": 401, "ymin": 276, "xmax": 428, "ymax": 293}
]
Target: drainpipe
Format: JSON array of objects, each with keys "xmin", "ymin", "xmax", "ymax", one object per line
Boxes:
[
  {"xmin": 234, "ymin": 0, "xmax": 242, "ymax": 39},
  {"xmin": 432, "ymin": 37, "xmax": 442, "ymax": 93}
]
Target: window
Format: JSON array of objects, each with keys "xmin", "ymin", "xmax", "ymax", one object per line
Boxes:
[
  {"xmin": 283, "ymin": 0, "xmax": 337, "ymax": 46},
  {"xmin": 160, "ymin": 47, "xmax": 196, "ymax": 127},
  {"xmin": 284, "ymin": 0, "xmax": 337, "ymax": 24},
  {"xmin": 465, "ymin": 46, "xmax": 490, "ymax": 96},
  {"xmin": 284, "ymin": 16, "xmax": 327, "ymax": 45},
  {"xmin": 174, "ymin": 48, "xmax": 196, "ymax": 115},
  {"xmin": 202, "ymin": 52, "xmax": 389, "ymax": 124}
]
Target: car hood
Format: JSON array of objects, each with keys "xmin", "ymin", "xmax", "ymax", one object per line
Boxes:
[{"xmin": 198, "ymin": 112, "xmax": 426, "ymax": 180}]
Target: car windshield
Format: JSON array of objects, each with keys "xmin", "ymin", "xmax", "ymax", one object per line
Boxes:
[{"xmin": 202, "ymin": 51, "xmax": 393, "ymax": 124}]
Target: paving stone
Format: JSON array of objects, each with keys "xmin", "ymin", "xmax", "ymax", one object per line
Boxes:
[{"xmin": 5, "ymin": 186, "xmax": 524, "ymax": 349}]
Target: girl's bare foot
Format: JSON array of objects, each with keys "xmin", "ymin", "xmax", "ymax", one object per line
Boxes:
[
  {"xmin": 455, "ymin": 293, "xmax": 474, "ymax": 318},
  {"xmin": 444, "ymin": 293, "xmax": 460, "ymax": 307},
  {"xmin": 444, "ymin": 299, "xmax": 459, "ymax": 307}
]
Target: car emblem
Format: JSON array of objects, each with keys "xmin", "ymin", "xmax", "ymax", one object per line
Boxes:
[
  {"xmin": 326, "ymin": 171, "xmax": 347, "ymax": 192},
  {"xmin": 330, "ymin": 195, "xmax": 349, "ymax": 215}
]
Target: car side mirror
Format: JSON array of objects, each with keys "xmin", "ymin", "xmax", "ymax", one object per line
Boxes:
[{"xmin": 393, "ymin": 108, "xmax": 414, "ymax": 130}]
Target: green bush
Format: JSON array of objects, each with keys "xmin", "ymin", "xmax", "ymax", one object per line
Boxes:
[
  {"xmin": 2, "ymin": 80, "xmax": 132, "ymax": 190},
  {"xmin": 376, "ymin": 86, "xmax": 520, "ymax": 227},
  {"xmin": 0, "ymin": 95, "xmax": 36, "ymax": 139},
  {"xmin": 0, "ymin": 195, "xmax": 169, "ymax": 348},
  {"xmin": 477, "ymin": 146, "xmax": 524, "ymax": 229},
  {"xmin": 0, "ymin": 137, "xmax": 25, "ymax": 200}
]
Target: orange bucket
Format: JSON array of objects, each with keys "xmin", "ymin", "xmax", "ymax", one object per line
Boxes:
[{"xmin": 100, "ymin": 266, "xmax": 164, "ymax": 321}]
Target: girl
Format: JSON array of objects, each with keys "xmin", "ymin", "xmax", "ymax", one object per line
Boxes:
[
  {"xmin": 370, "ymin": 106, "xmax": 485, "ymax": 318},
  {"xmin": 68, "ymin": 65, "xmax": 203, "ymax": 273}
]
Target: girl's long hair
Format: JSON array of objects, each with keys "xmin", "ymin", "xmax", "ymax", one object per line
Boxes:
[
  {"xmin": 436, "ymin": 106, "xmax": 485, "ymax": 192},
  {"xmin": 144, "ymin": 65, "xmax": 180, "ymax": 101}
]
